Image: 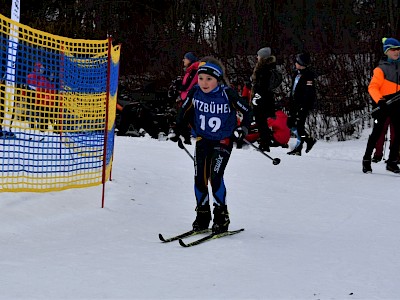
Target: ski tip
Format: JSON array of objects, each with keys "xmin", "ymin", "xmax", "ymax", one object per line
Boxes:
[
  {"xmin": 178, "ymin": 239, "xmax": 189, "ymax": 247},
  {"xmin": 158, "ymin": 233, "xmax": 167, "ymax": 242}
]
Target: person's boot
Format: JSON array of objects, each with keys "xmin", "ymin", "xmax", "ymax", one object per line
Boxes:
[
  {"xmin": 192, "ymin": 205, "xmax": 211, "ymax": 231},
  {"xmin": 362, "ymin": 158, "xmax": 372, "ymax": 173},
  {"xmin": 386, "ymin": 160, "xmax": 400, "ymax": 173},
  {"xmin": 287, "ymin": 144, "xmax": 302, "ymax": 156},
  {"xmin": 305, "ymin": 137, "xmax": 317, "ymax": 153},
  {"xmin": 372, "ymin": 155, "xmax": 383, "ymax": 163},
  {"xmin": 212, "ymin": 205, "xmax": 230, "ymax": 234}
]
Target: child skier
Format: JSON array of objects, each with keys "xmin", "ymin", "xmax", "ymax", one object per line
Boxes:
[{"xmin": 170, "ymin": 57, "xmax": 252, "ymax": 234}]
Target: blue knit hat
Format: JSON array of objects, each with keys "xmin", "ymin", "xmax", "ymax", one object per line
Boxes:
[
  {"xmin": 197, "ymin": 62, "xmax": 223, "ymax": 80},
  {"xmin": 296, "ymin": 53, "xmax": 311, "ymax": 67},
  {"xmin": 184, "ymin": 52, "xmax": 198, "ymax": 63},
  {"xmin": 382, "ymin": 37, "xmax": 400, "ymax": 54}
]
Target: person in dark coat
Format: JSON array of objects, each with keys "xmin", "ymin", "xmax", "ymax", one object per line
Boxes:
[
  {"xmin": 251, "ymin": 47, "xmax": 277, "ymax": 152},
  {"xmin": 287, "ymin": 52, "xmax": 317, "ymax": 156}
]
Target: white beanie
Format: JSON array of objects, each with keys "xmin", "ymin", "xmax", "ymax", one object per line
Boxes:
[{"xmin": 257, "ymin": 47, "xmax": 271, "ymax": 59}]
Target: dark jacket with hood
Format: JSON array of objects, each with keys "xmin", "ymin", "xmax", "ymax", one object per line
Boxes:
[
  {"xmin": 251, "ymin": 55, "xmax": 277, "ymax": 142},
  {"xmin": 289, "ymin": 67, "xmax": 316, "ymax": 114}
]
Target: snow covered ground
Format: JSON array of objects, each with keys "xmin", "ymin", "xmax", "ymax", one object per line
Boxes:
[{"xmin": 1, "ymin": 130, "xmax": 399, "ymax": 300}]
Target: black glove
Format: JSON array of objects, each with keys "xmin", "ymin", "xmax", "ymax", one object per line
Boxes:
[
  {"xmin": 378, "ymin": 99, "xmax": 388, "ymax": 110},
  {"xmin": 172, "ymin": 77, "xmax": 182, "ymax": 91},
  {"xmin": 168, "ymin": 77, "xmax": 182, "ymax": 99},
  {"xmin": 233, "ymin": 126, "xmax": 248, "ymax": 142},
  {"xmin": 168, "ymin": 128, "xmax": 181, "ymax": 142},
  {"xmin": 371, "ymin": 99, "xmax": 387, "ymax": 119}
]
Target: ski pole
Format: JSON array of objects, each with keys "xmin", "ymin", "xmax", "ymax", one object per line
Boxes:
[
  {"xmin": 324, "ymin": 93, "xmax": 400, "ymax": 140},
  {"xmin": 382, "ymin": 130, "xmax": 387, "ymax": 162},
  {"xmin": 177, "ymin": 137, "xmax": 194, "ymax": 161},
  {"xmin": 243, "ymin": 139, "xmax": 281, "ymax": 165}
]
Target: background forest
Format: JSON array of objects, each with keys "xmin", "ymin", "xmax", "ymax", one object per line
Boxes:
[{"xmin": 1, "ymin": 0, "xmax": 400, "ymax": 139}]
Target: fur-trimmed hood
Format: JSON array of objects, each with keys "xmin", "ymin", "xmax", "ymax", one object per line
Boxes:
[{"xmin": 251, "ymin": 56, "xmax": 277, "ymax": 81}]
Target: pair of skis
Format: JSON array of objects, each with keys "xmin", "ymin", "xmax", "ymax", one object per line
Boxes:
[{"xmin": 159, "ymin": 228, "xmax": 244, "ymax": 247}]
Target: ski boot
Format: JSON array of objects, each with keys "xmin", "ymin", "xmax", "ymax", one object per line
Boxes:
[
  {"xmin": 287, "ymin": 144, "xmax": 302, "ymax": 156},
  {"xmin": 211, "ymin": 205, "xmax": 230, "ymax": 234},
  {"xmin": 362, "ymin": 159, "xmax": 372, "ymax": 173},
  {"xmin": 386, "ymin": 161, "xmax": 400, "ymax": 173},
  {"xmin": 305, "ymin": 137, "xmax": 317, "ymax": 153},
  {"xmin": 192, "ymin": 205, "xmax": 211, "ymax": 231}
]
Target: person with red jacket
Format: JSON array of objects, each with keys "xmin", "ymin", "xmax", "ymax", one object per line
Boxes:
[
  {"xmin": 26, "ymin": 62, "xmax": 57, "ymax": 132},
  {"xmin": 267, "ymin": 110, "xmax": 290, "ymax": 147},
  {"xmin": 179, "ymin": 52, "xmax": 200, "ymax": 104},
  {"xmin": 362, "ymin": 37, "xmax": 400, "ymax": 173},
  {"xmin": 169, "ymin": 52, "xmax": 200, "ymax": 144},
  {"xmin": 240, "ymin": 109, "xmax": 290, "ymax": 148}
]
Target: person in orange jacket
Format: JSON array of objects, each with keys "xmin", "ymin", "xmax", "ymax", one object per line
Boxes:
[{"xmin": 363, "ymin": 37, "xmax": 400, "ymax": 173}]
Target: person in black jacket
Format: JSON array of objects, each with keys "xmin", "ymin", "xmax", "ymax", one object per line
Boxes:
[
  {"xmin": 287, "ymin": 52, "xmax": 317, "ymax": 156},
  {"xmin": 251, "ymin": 47, "xmax": 278, "ymax": 152}
]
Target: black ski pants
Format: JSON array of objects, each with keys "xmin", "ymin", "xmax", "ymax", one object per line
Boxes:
[
  {"xmin": 193, "ymin": 138, "xmax": 233, "ymax": 207},
  {"xmin": 364, "ymin": 104, "xmax": 400, "ymax": 162}
]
